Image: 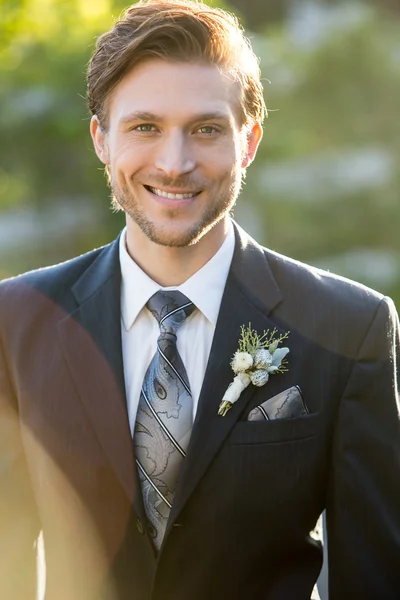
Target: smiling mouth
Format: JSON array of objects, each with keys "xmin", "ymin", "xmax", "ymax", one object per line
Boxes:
[{"xmin": 144, "ymin": 185, "xmax": 200, "ymax": 200}]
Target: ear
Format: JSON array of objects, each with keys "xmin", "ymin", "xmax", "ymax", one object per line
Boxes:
[
  {"xmin": 241, "ymin": 121, "xmax": 263, "ymax": 169},
  {"xmin": 90, "ymin": 115, "xmax": 110, "ymax": 165}
]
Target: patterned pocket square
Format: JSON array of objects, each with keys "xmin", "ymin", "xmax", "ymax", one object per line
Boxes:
[{"xmin": 247, "ymin": 386, "xmax": 309, "ymax": 421}]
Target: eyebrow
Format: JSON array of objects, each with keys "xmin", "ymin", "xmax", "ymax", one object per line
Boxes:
[
  {"xmin": 118, "ymin": 110, "xmax": 232, "ymax": 126},
  {"xmin": 119, "ymin": 111, "xmax": 159, "ymax": 125}
]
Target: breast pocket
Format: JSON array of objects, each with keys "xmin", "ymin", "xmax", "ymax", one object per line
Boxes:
[{"xmin": 229, "ymin": 412, "xmax": 322, "ymax": 445}]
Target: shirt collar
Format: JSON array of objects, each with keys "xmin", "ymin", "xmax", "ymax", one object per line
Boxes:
[{"xmin": 119, "ymin": 221, "xmax": 235, "ymax": 331}]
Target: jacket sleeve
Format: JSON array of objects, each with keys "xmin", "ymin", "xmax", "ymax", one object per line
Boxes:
[
  {"xmin": 326, "ymin": 296, "xmax": 400, "ymax": 599},
  {"xmin": 0, "ymin": 322, "xmax": 41, "ymax": 598}
]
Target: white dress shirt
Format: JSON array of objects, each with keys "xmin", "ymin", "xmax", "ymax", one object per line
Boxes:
[{"xmin": 119, "ymin": 222, "xmax": 235, "ymax": 435}]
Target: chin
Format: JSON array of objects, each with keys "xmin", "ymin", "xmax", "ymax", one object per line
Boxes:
[
  {"xmin": 138, "ymin": 221, "xmax": 206, "ymax": 248},
  {"xmin": 127, "ymin": 208, "xmax": 227, "ymax": 248}
]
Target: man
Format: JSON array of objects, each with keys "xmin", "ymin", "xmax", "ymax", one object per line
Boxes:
[{"xmin": 0, "ymin": 1, "xmax": 399, "ymax": 598}]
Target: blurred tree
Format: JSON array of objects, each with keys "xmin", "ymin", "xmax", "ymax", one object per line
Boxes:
[
  {"xmin": 226, "ymin": 0, "xmax": 289, "ymax": 29},
  {"xmin": 226, "ymin": 0, "xmax": 400, "ymax": 31},
  {"xmin": 238, "ymin": 6, "xmax": 400, "ymax": 303}
]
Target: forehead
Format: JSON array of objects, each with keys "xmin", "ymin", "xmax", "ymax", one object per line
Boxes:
[{"xmin": 108, "ymin": 59, "xmax": 241, "ymax": 127}]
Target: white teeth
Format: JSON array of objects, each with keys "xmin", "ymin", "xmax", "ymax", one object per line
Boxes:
[{"xmin": 151, "ymin": 187, "xmax": 195, "ymax": 199}]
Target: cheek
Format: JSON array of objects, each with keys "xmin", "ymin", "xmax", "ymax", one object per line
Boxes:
[
  {"xmin": 208, "ymin": 156, "xmax": 241, "ymax": 186},
  {"xmin": 110, "ymin": 141, "xmax": 148, "ymax": 181},
  {"xmin": 199, "ymin": 144, "xmax": 239, "ymax": 178}
]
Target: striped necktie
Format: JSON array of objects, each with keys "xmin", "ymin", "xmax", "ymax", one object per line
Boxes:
[{"xmin": 134, "ymin": 290, "xmax": 195, "ymax": 549}]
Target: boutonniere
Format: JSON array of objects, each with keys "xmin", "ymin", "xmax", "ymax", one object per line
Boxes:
[{"xmin": 218, "ymin": 324, "xmax": 290, "ymax": 416}]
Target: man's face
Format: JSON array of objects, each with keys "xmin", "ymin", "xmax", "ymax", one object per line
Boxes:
[{"xmin": 91, "ymin": 59, "xmax": 262, "ymax": 247}]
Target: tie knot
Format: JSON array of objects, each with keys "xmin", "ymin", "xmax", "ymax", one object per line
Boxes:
[{"xmin": 147, "ymin": 290, "xmax": 195, "ymax": 334}]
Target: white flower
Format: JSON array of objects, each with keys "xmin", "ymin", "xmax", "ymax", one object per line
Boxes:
[
  {"xmin": 250, "ymin": 369, "xmax": 269, "ymax": 387},
  {"xmin": 231, "ymin": 351, "xmax": 253, "ymax": 373},
  {"xmin": 254, "ymin": 348, "xmax": 272, "ymax": 369}
]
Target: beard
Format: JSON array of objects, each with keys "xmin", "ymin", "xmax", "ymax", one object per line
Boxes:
[{"xmin": 110, "ymin": 170, "xmax": 243, "ymax": 248}]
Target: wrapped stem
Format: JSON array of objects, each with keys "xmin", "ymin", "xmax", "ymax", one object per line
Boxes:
[{"xmin": 218, "ymin": 372, "xmax": 251, "ymax": 416}]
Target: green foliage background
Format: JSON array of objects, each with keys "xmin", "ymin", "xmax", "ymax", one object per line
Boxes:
[{"xmin": 1, "ymin": 0, "xmax": 399, "ymax": 307}]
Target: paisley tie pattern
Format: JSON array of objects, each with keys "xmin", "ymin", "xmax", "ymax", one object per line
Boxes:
[{"xmin": 134, "ymin": 290, "xmax": 195, "ymax": 549}]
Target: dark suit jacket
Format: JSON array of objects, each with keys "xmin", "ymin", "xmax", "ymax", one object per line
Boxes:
[{"xmin": 0, "ymin": 222, "xmax": 399, "ymax": 600}]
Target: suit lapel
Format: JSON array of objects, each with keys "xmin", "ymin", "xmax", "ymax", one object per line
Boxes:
[
  {"xmin": 166, "ymin": 223, "xmax": 284, "ymax": 534},
  {"xmin": 57, "ymin": 238, "xmax": 144, "ymax": 518}
]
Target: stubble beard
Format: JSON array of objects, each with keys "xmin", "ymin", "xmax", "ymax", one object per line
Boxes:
[{"xmin": 110, "ymin": 173, "xmax": 243, "ymax": 248}]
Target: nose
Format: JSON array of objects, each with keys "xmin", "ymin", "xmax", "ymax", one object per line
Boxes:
[{"xmin": 154, "ymin": 130, "xmax": 196, "ymax": 178}]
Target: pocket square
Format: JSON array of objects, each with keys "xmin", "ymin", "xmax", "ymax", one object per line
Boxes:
[{"xmin": 247, "ymin": 386, "xmax": 308, "ymax": 421}]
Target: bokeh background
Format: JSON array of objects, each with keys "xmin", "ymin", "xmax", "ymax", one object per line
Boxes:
[{"xmin": 1, "ymin": 0, "xmax": 400, "ymax": 310}]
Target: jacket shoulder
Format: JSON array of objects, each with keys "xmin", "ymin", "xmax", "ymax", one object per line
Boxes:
[
  {"xmin": 0, "ymin": 242, "xmax": 112, "ymax": 309},
  {"xmin": 259, "ymin": 247, "xmax": 399, "ymax": 360},
  {"xmin": 264, "ymin": 246, "xmax": 385, "ymax": 311}
]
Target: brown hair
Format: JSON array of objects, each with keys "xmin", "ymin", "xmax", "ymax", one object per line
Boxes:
[{"xmin": 87, "ymin": 0, "xmax": 266, "ymax": 131}]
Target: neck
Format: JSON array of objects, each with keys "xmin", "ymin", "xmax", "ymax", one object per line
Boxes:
[{"xmin": 125, "ymin": 217, "xmax": 230, "ymax": 286}]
